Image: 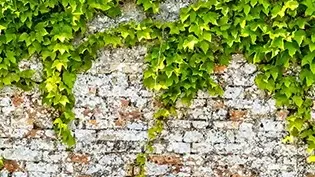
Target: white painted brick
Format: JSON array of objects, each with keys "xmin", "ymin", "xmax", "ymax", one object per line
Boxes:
[
  {"xmin": 183, "ymin": 131, "xmax": 203, "ymax": 143},
  {"xmin": 30, "ymin": 139, "xmax": 55, "ymax": 150},
  {"xmin": 75, "ymin": 129, "xmax": 96, "ymax": 142},
  {"xmin": 12, "ymin": 172, "xmax": 28, "ymax": 177},
  {"xmin": 167, "ymin": 142, "xmax": 190, "ymax": 154},
  {"xmin": 3, "ymin": 148, "xmax": 42, "ymax": 161},
  {"xmin": 97, "ymin": 130, "xmax": 147, "ymax": 141},
  {"xmin": 192, "ymin": 143, "xmax": 213, "ymax": 154},
  {"xmin": 29, "ymin": 172, "xmax": 53, "ymax": 177},
  {"xmin": 26, "ymin": 162, "xmax": 59, "ymax": 173}
]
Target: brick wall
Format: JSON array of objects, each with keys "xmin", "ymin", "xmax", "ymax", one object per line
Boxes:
[{"xmin": 1, "ymin": 1, "xmax": 315, "ymax": 177}]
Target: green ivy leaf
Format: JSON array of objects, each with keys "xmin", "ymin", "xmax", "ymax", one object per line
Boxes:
[
  {"xmin": 292, "ymin": 95, "xmax": 303, "ymax": 107},
  {"xmin": 183, "ymin": 35, "xmax": 198, "ymax": 50},
  {"xmin": 59, "ymin": 95, "xmax": 70, "ymax": 106},
  {"xmin": 285, "ymin": 1, "xmax": 299, "ymax": 10},
  {"xmin": 307, "ymin": 155, "xmax": 315, "ymax": 163},
  {"xmin": 199, "ymin": 41, "xmax": 209, "ymax": 54},
  {"xmin": 284, "ymin": 42, "xmax": 298, "ymax": 57},
  {"xmin": 302, "ymin": 0, "xmax": 315, "ymax": 16},
  {"xmin": 293, "ymin": 30, "xmax": 306, "ymax": 46},
  {"xmin": 244, "ymin": 4, "xmax": 251, "ymax": 15}
]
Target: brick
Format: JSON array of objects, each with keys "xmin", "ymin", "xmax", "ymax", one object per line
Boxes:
[
  {"xmin": 148, "ymin": 155, "xmax": 181, "ymax": 166},
  {"xmin": 11, "ymin": 95, "xmax": 24, "ymax": 107},
  {"xmin": 3, "ymin": 160, "xmax": 22, "ymax": 173},
  {"xmin": 205, "ymin": 130, "xmax": 226, "ymax": 143},
  {"xmin": 213, "ymin": 121, "xmax": 240, "ymax": 129},
  {"xmin": 26, "ymin": 162, "xmax": 59, "ymax": 173},
  {"xmin": 146, "ymin": 162, "xmax": 169, "ymax": 176},
  {"xmin": 68, "ymin": 153, "xmax": 90, "ymax": 164},
  {"xmin": 97, "ymin": 130, "xmax": 147, "ymax": 141},
  {"xmin": 229, "ymin": 109, "xmax": 247, "ymax": 121},
  {"xmin": 42, "ymin": 151, "xmax": 66, "ymax": 163},
  {"xmin": 169, "ymin": 120, "xmax": 191, "ymax": 129},
  {"xmin": 12, "ymin": 172, "xmax": 28, "ymax": 177},
  {"xmin": 3, "ymin": 148, "xmax": 42, "ymax": 161},
  {"xmin": 167, "ymin": 142, "xmax": 190, "ymax": 154},
  {"xmin": 29, "ymin": 139, "xmax": 55, "ymax": 150},
  {"xmin": 183, "ymin": 131, "xmax": 204, "ymax": 143},
  {"xmin": 28, "ymin": 172, "xmax": 53, "ymax": 177},
  {"xmin": 192, "ymin": 143, "xmax": 214, "ymax": 154},
  {"xmin": 75, "ymin": 130, "xmax": 96, "ymax": 142},
  {"xmin": 214, "ymin": 65, "xmax": 227, "ymax": 73},
  {"xmin": 259, "ymin": 119, "xmax": 284, "ymax": 132},
  {"xmin": 224, "ymin": 87, "xmax": 244, "ymax": 99},
  {"xmin": 165, "ymin": 131, "xmax": 183, "ymax": 142}
]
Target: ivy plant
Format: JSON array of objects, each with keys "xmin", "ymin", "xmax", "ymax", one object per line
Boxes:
[{"xmin": 3, "ymin": 0, "xmax": 315, "ymax": 176}]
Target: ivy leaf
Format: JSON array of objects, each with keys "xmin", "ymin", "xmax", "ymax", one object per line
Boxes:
[
  {"xmin": 202, "ymin": 12, "xmax": 219, "ymax": 25},
  {"xmin": 200, "ymin": 61, "xmax": 214, "ymax": 73},
  {"xmin": 310, "ymin": 63, "xmax": 315, "ymax": 74},
  {"xmin": 53, "ymin": 43, "xmax": 67, "ymax": 55},
  {"xmin": 293, "ymin": 30, "xmax": 306, "ymax": 46},
  {"xmin": 41, "ymin": 50, "xmax": 56, "ymax": 61},
  {"xmin": 20, "ymin": 70, "xmax": 35, "ymax": 79},
  {"xmin": 35, "ymin": 22, "xmax": 48, "ymax": 37},
  {"xmin": 0, "ymin": 25, "xmax": 6, "ymax": 30},
  {"xmin": 6, "ymin": 50, "xmax": 16, "ymax": 64},
  {"xmin": 284, "ymin": 42, "xmax": 298, "ymax": 57},
  {"xmin": 202, "ymin": 31, "xmax": 212, "ymax": 42},
  {"xmin": 62, "ymin": 72, "xmax": 76, "ymax": 88},
  {"xmin": 285, "ymin": 1, "xmax": 299, "ymax": 10},
  {"xmin": 189, "ymin": 24, "xmax": 201, "ymax": 36},
  {"xmin": 183, "ymin": 35, "xmax": 198, "ymax": 50},
  {"xmin": 59, "ymin": 95, "xmax": 70, "ymax": 106},
  {"xmin": 5, "ymin": 32, "xmax": 16, "ymax": 44},
  {"xmin": 180, "ymin": 8, "xmax": 190, "ymax": 23},
  {"xmin": 165, "ymin": 67, "xmax": 173, "ymax": 78},
  {"xmin": 240, "ymin": 19, "xmax": 246, "ymax": 29},
  {"xmin": 106, "ymin": 6, "xmax": 122, "ymax": 18},
  {"xmin": 309, "ymin": 42, "xmax": 315, "ymax": 52},
  {"xmin": 271, "ymin": 5, "xmax": 281, "ymax": 18},
  {"xmin": 52, "ymin": 60, "xmax": 66, "ymax": 72},
  {"xmin": 307, "ymin": 156, "xmax": 315, "ymax": 163},
  {"xmin": 19, "ymin": 33, "xmax": 29, "ymax": 42},
  {"xmin": 292, "ymin": 95, "xmax": 303, "ymax": 107},
  {"xmin": 302, "ymin": 51, "xmax": 315, "ymax": 66},
  {"xmin": 199, "ymin": 41, "xmax": 209, "ymax": 54},
  {"xmin": 302, "ymin": 0, "xmax": 315, "ymax": 16},
  {"xmin": 272, "ymin": 37, "xmax": 284, "ymax": 50},
  {"xmin": 244, "ymin": 4, "xmax": 251, "ymax": 15}
]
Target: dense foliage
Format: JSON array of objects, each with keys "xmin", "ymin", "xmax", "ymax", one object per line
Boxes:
[{"xmin": 2, "ymin": 0, "xmax": 315, "ymax": 176}]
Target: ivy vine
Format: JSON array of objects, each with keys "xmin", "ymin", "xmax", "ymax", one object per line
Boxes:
[{"xmin": 3, "ymin": 0, "xmax": 315, "ymax": 176}]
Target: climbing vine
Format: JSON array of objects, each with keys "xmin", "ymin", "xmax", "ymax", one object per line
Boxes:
[{"xmin": 3, "ymin": 0, "xmax": 315, "ymax": 176}]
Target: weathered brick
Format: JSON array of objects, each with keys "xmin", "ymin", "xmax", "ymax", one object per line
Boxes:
[
  {"xmin": 167, "ymin": 142, "xmax": 190, "ymax": 154},
  {"xmin": 192, "ymin": 143, "xmax": 213, "ymax": 154},
  {"xmin": 97, "ymin": 130, "xmax": 147, "ymax": 141},
  {"xmin": 3, "ymin": 148, "xmax": 42, "ymax": 161},
  {"xmin": 28, "ymin": 172, "xmax": 53, "ymax": 177},
  {"xmin": 259, "ymin": 119, "xmax": 284, "ymax": 132},
  {"xmin": 75, "ymin": 130, "xmax": 96, "ymax": 142},
  {"xmin": 26, "ymin": 162, "xmax": 59, "ymax": 173},
  {"xmin": 3, "ymin": 160, "xmax": 22, "ymax": 173},
  {"xmin": 205, "ymin": 130, "xmax": 226, "ymax": 143},
  {"xmin": 29, "ymin": 139, "xmax": 55, "ymax": 150},
  {"xmin": 12, "ymin": 172, "xmax": 28, "ymax": 177},
  {"xmin": 183, "ymin": 131, "xmax": 204, "ymax": 143},
  {"xmin": 68, "ymin": 153, "xmax": 90, "ymax": 164}
]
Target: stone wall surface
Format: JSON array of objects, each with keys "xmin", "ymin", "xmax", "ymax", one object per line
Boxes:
[{"xmin": 0, "ymin": 1, "xmax": 315, "ymax": 177}]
